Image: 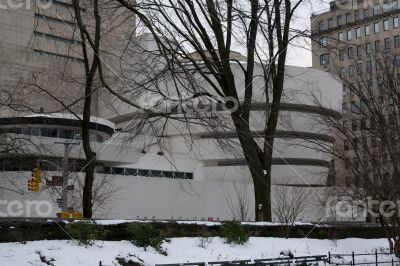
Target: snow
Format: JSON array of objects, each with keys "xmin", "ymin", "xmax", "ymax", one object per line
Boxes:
[{"xmin": 0, "ymin": 237, "xmax": 395, "ymax": 266}]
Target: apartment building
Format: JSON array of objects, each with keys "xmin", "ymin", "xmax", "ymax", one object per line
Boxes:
[{"xmin": 311, "ymin": 0, "xmax": 400, "ymax": 186}]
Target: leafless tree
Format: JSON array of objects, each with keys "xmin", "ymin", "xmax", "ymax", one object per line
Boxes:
[
  {"xmin": 313, "ymin": 48, "xmax": 400, "ymax": 256},
  {"xmin": 225, "ymin": 181, "xmax": 251, "ymax": 221}
]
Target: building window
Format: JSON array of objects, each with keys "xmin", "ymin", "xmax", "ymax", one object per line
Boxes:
[
  {"xmin": 356, "ymin": 27, "xmax": 361, "ymax": 38},
  {"xmin": 320, "ymin": 37, "xmax": 327, "ymax": 48},
  {"xmin": 339, "ymin": 67, "xmax": 345, "ymax": 78},
  {"xmin": 351, "ymin": 101, "xmax": 357, "ymax": 112},
  {"xmin": 384, "ymin": 38, "xmax": 391, "ymax": 50},
  {"xmin": 384, "ymin": 19, "xmax": 389, "ymax": 31},
  {"xmin": 365, "ymin": 24, "xmax": 370, "ymax": 36},
  {"xmin": 375, "ymin": 40, "xmax": 381, "ymax": 52},
  {"xmin": 394, "ymin": 17, "xmax": 399, "ymax": 28},
  {"xmin": 344, "ymin": 140, "xmax": 349, "ymax": 151},
  {"xmin": 319, "ymin": 20, "xmax": 324, "ymax": 31},
  {"xmin": 328, "ymin": 18, "xmax": 333, "ymax": 29},
  {"xmin": 376, "ymin": 58, "xmax": 382, "ymax": 72},
  {"xmin": 367, "ymin": 60, "xmax": 372, "ymax": 73},
  {"xmin": 396, "ymin": 54, "xmax": 400, "ymax": 66},
  {"xmin": 348, "ymin": 47, "xmax": 353, "ymax": 59},
  {"xmin": 342, "ymin": 103, "xmax": 348, "ymax": 113},
  {"xmin": 366, "ymin": 42, "xmax": 371, "ymax": 54},
  {"xmin": 338, "ymin": 32, "xmax": 344, "ymax": 42},
  {"xmin": 347, "ymin": 30, "xmax": 352, "ymax": 40},
  {"xmin": 343, "ymin": 85, "xmax": 347, "ymax": 96},
  {"xmin": 395, "ymin": 35, "xmax": 400, "ymax": 47},
  {"xmin": 353, "ymin": 139, "xmax": 359, "ymax": 151},
  {"xmin": 355, "ymin": 11, "xmax": 360, "ymax": 21},
  {"xmin": 364, "ymin": 8, "xmax": 369, "ymax": 19},
  {"xmin": 357, "ymin": 45, "xmax": 362, "ymax": 57},
  {"xmin": 357, "ymin": 63, "xmax": 363, "ymax": 73},
  {"xmin": 374, "ymin": 22, "xmax": 380, "ymax": 34},
  {"xmin": 337, "ymin": 15, "xmax": 342, "ymax": 26},
  {"xmin": 339, "ymin": 49, "xmax": 344, "ymax": 61},
  {"xmin": 320, "ymin": 53, "xmax": 330, "ymax": 65},
  {"xmin": 373, "ymin": 5, "xmax": 381, "ymax": 15},
  {"xmin": 346, "ymin": 13, "xmax": 352, "ymax": 23},
  {"xmin": 349, "ymin": 65, "xmax": 355, "ymax": 76}
]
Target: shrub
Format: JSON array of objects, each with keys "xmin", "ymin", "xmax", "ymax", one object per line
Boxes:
[
  {"xmin": 219, "ymin": 221, "xmax": 249, "ymax": 245},
  {"xmin": 126, "ymin": 223, "xmax": 167, "ymax": 255},
  {"xmin": 65, "ymin": 222, "xmax": 107, "ymax": 246}
]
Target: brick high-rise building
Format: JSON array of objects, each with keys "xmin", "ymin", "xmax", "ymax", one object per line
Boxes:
[{"xmin": 311, "ymin": 0, "xmax": 400, "ymax": 186}]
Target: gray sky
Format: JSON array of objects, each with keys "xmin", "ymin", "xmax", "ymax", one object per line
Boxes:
[{"xmin": 286, "ymin": 0, "xmax": 330, "ymax": 67}]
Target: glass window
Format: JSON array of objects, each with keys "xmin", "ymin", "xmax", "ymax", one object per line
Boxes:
[
  {"xmin": 373, "ymin": 5, "xmax": 381, "ymax": 15},
  {"xmin": 348, "ymin": 47, "xmax": 353, "ymax": 59},
  {"xmin": 40, "ymin": 128, "xmax": 57, "ymax": 138},
  {"xmin": 366, "ymin": 42, "xmax": 371, "ymax": 54},
  {"xmin": 59, "ymin": 129, "xmax": 74, "ymax": 139},
  {"xmin": 347, "ymin": 30, "xmax": 352, "ymax": 40},
  {"xmin": 395, "ymin": 35, "xmax": 400, "ymax": 47},
  {"xmin": 346, "ymin": 13, "xmax": 352, "ymax": 23},
  {"xmin": 320, "ymin": 53, "xmax": 330, "ymax": 65},
  {"xmin": 339, "ymin": 49, "xmax": 344, "ymax": 61},
  {"xmin": 318, "ymin": 20, "xmax": 324, "ymax": 31},
  {"xmin": 394, "ymin": 17, "xmax": 399, "ymax": 28},
  {"xmin": 355, "ymin": 11, "xmax": 360, "ymax": 21},
  {"xmin": 374, "ymin": 22, "xmax": 380, "ymax": 33},
  {"xmin": 384, "ymin": 38, "xmax": 391, "ymax": 49},
  {"xmin": 339, "ymin": 67, "xmax": 345, "ymax": 78},
  {"xmin": 356, "ymin": 27, "xmax": 361, "ymax": 38},
  {"xmin": 352, "ymin": 119, "xmax": 359, "ymax": 131},
  {"xmin": 357, "ymin": 45, "xmax": 362, "ymax": 56},
  {"xmin": 367, "ymin": 60, "xmax": 372, "ymax": 72},
  {"xmin": 320, "ymin": 37, "xmax": 327, "ymax": 48},
  {"xmin": 365, "ymin": 24, "xmax": 370, "ymax": 36},
  {"xmin": 328, "ymin": 18, "xmax": 333, "ymax": 29},
  {"xmin": 338, "ymin": 32, "xmax": 344, "ymax": 41},
  {"xmin": 31, "ymin": 127, "xmax": 40, "ymax": 136},
  {"xmin": 375, "ymin": 40, "xmax": 381, "ymax": 52},
  {"xmin": 384, "ymin": 19, "xmax": 389, "ymax": 31},
  {"xmin": 364, "ymin": 8, "xmax": 369, "ymax": 19},
  {"xmin": 351, "ymin": 101, "xmax": 357, "ymax": 112},
  {"xmin": 396, "ymin": 54, "xmax": 400, "ymax": 66},
  {"xmin": 376, "ymin": 58, "xmax": 382, "ymax": 71},
  {"xmin": 349, "ymin": 65, "xmax": 355, "ymax": 76},
  {"xmin": 337, "ymin": 15, "xmax": 342, "ymax": 26},
  {"xmin": 357, "ymin": 63, "xmax": 363, "ymax": 73}
]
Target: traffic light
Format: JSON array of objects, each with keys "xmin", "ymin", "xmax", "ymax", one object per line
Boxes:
[
  {"xmin": 32, "ymin": 168, "xmax": 41, "ymax": 183},
  {"xmin": 28, "ymin": 167, "xmax": 42, "ymax": 192},
  {"xmin": 28, "ymin": 179, "xmax": 39, "ymax": 192}
]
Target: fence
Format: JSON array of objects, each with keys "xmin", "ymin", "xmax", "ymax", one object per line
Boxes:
[{"xmin": 328, "ymin": 250, "xmax": 400, "ymax": 265}]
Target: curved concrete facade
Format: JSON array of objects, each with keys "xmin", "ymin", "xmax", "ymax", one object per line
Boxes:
[{"xmin": 0, "ymin": 65, "xmax": 342, "ymax": 222}]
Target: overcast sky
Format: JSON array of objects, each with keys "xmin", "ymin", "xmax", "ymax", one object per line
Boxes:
[{"xmin": 286, "ymin": 0, "xmax": 331, "ymax": 67}]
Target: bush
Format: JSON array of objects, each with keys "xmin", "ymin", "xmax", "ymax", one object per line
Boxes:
[
  {"xmin": 65, "ymin": 222, "xmax": 107, "ymax": 246},
  {"xmin": 126, "ymin": 223, "xmax": 167, "ymax": 255},
  {"xmin": 219, "ymin": 221, "xmax": 249, "ymax": 245}
]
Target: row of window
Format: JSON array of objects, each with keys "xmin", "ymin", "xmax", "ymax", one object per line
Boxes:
[
  {"xmin": 320, "ymin": 17, "xmax": 399, "ymax": 46},
  {"xmin": 102, "ymin": 167, "xmax": 194, "ymax": 179},
  {"xmin": 34, "ymin": 49, "xmax": 84, "ymax": 63},
  {"xmin": 0, "ymin": 127, "xmax": 104, "ymax": 142},
  {"xmin": 321, "ymin": 48, "xmax": 400, "ymax": 67},
  {"xmin": 318, "ymin": 2, "xmax": 399, "ymax": 31},
  {"xmin": 338, "ymin": 57, "xmax": 400, "ymax": 79},
  {"xmin": 34, "ymin": 31, "xmax": 82, "ymax": 46},
  {"xmin": 0, "ymin": 157, "xmax": 194, "ymax": 180},
  {"xmin": 35, "ymin": 13, "xmax": 76, "ymax": 27},
  {"xmin": 342, "ymin": 96, "xmax": 396, "ymax": 113}
]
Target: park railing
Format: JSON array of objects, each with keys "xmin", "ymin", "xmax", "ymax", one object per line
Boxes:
[{"xmin": 328, "ymin": 250, "xmax": 400, "ymax": 265}]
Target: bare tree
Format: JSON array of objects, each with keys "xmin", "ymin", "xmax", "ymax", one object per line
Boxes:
[
  {"xmin": 225, "ymin": 181, "xmax": 251, "ymax": 221},
  {"xmin": 313, "ymin": 48, "xmax": 400, "ymax": 256},
  {"xmin": 272, "ymin": 181, "xmax": 311, "ymax": 237},
  {"xmin": 106, "ymin": 0, "xmax": 307, "ymax": 221}
]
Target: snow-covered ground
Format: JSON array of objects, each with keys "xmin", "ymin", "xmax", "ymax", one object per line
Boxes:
[{"xmin": 0, "ymin": 237, "xmax": 395, "ymax": 266}]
